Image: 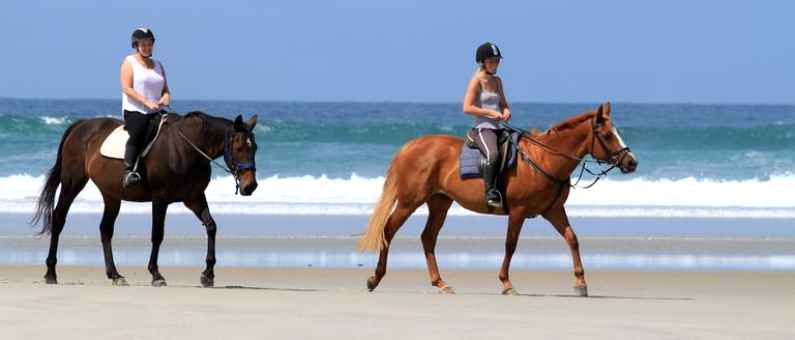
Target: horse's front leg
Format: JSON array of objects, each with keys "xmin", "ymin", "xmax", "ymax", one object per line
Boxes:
[
  {"xmin": 148, "ymin": 201, "xmax": 169, "ymax": 287},
  {"xmin": 184, "ymin": 194, "xmax": 216, "ymax": 287},
  {"xmin": 542, "ymin": 206, "xmax": 588, "ymax": 297},
  {"xmin": 498, "ymin": 207, "xmax": 527, "ymax": 295}
]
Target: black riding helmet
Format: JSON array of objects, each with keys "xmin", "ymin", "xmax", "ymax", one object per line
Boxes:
[
  {"xmin": 131, "ymin": 27, "xmax": 155, "ymax": 49},
  {"xmin": 476, "ymin": 42, "xmax": 502, "ymax": 64}
]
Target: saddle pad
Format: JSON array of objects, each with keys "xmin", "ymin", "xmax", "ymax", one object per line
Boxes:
[
  {"xmin": 99, "ymin": 125, "xmax": 130, "ymax": 159},
  {"xmin": 459, "ymin": 146, "xmax": 483, "ymax": 179},
  {"xmin": 459, "ymin": 131, "xmax": 520, "ymax": 179},
  {"xmin": 100, "ymin": 116, "xmax": 167, "ymax": 160}
]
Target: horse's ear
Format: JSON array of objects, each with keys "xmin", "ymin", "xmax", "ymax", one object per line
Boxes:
[
  {"xmin": 246, "ymin": 114, "xmax": 258, "ymax": 132},
  {"xmin": 234, "ymin": 115, "xmax": 245, "ymax": 131},
  {"xmin": 595, "ymin": 104, "xmax": 607, "ymax": 125},
  {"xmin": 602, "ymin": 102, "xmax": 612, "ymax": 116}
]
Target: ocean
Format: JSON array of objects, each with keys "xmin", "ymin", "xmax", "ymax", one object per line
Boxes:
[
  {"xmin": 2, "ymin": 98, "xmax": 795, "ymax": 218},
  {"xmin": 1, "ymin": 98, "xmax": 793, "ymax": 270}
]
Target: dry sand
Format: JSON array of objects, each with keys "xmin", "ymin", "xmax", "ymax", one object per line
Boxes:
[{"xmin": 0, "ymin": 265, "xmax": 793, "ymax": 339}]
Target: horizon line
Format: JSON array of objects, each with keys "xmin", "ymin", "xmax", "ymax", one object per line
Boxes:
[{"xmin": 1, "ymin": 96, "xmax": 793, "ymax": 107}]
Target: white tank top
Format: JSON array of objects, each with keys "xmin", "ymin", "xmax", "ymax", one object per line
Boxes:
[{"xmin": 122, "ymin": 55, "xmax": 165, "ymax": 114}]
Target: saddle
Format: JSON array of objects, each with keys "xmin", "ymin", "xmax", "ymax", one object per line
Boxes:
[
  {"xmin": 100, "ymin": 114, "xmax": 168, "ymax": 160},
  {"xmin": 459, "ymin": 129, "xmax": 520, "ymax": 180}
]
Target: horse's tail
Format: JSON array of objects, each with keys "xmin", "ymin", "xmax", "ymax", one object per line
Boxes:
[
  {"xmin": 31, "ymin": 120, "xmax": 82, "ymax": 235},
  {"xmin": 358, "ymin": 161, "xmax": 399, "ymax": 252}
]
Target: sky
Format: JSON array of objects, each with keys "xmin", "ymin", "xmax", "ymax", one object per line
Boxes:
[{"xmin": 1, "ymin": 0, "xmax": 793, "ymax": 104}]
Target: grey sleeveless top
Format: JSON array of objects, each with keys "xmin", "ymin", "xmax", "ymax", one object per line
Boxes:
[{"xmin": 473, "ymin": 82, "xmax": 501, "ymax": 129}]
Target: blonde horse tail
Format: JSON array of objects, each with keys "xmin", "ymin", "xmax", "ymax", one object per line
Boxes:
[{"xmin": 358, "ymin": 161, "xmax": 399, "ymax": 252}]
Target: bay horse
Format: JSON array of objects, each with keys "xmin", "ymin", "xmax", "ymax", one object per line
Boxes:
[
  {"xmin": 31, "ymin": 111, "xmax": 259, "ymax": 287},
  {"xmin": 359, "ymin": 102, "xmax": 637, "ymax": 296}
]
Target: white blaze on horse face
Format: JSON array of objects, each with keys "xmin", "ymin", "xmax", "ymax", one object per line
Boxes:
[{"xmin": 611, "ymin": 127, "xmax": 627, "ymax": 149}]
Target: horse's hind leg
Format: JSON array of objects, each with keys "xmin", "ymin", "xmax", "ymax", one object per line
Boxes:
[
  {"xmin": 367, "ymin": 202, "xmax": 420, "ymax": 291},
  {"xmin": 147, "ymin": 201, "xmax": 169, "ymax": 287},
  {"xmin": 421, "ymin": 194, "xmax": 454, "ymax": 293},
  {"xmin": 44, "ymin": 179, "xmax": 87, "ymax": 284},
  {"xmin": 542, "ymin": 206, "xmax": 588, "ymax": 297},
  {"xmin": 98, "ymin": 196, "xmax": 126, "ymax": 285}
]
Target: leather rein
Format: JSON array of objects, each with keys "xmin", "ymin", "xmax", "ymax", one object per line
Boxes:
[{"xmin": 502, "ymin": 118, "xmax": 631, "ymax": 214}]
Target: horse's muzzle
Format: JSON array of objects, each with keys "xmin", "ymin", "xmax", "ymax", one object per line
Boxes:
[
  {"xmin": 238, "ymin": 170, "xmax": 258, "ymax": 196},
  {"xmin": 619, "ymin": 152, "xmax": 638, "ymax": 174},
  {"xmin": 240, "ymin": 181, "xmax": 258, "ymax": 196}
]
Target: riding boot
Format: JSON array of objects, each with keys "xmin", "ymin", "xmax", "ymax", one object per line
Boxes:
[
  {"xmin": 122, "ymin": 146, "xmax": 142, "ymax": 188},
  {"xmin": 481, "ymin": 161, "xmax": 503, "ymax": 209}
]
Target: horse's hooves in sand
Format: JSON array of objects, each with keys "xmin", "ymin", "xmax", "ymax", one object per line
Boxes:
[
  {"xmin": 501, "ymin": 287, "xmax": 519, "ymax": 296},
  {"xmin": 438, "ymin": 286, "xmax": 456, "ymax": 294},
  {"xmin": 200, "ymin": 274, "xmax": 214, "ymax": 288},
  {"xmin": 366, "ymin": 276, "xmax": 378, "ymax": 292},
  {"xmin": 44, "ymin": 276, "xmax": 57, "ymax": 285},
  {"xmin": 151, "ymin": 278, "xmax": 168, "ymax": 287},
  {"xmin": 112, "ymin": 277, "xmax": 129, "ymax": 286},
  {"xmin": 574, "ymin": 285, "xmax": 588, "ymax": 297}
]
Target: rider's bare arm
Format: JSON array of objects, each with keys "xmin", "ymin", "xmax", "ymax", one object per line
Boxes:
[
  {"xmin": 496, "ymin": 77, "xmax": 511, "ymax": 121},
  {"xmin": 157, "ymin": 62, "xmax": 170, "ymax": 108}
]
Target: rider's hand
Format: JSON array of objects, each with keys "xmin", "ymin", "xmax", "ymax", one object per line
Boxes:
[
  {"xmin": 144, "ymin": 100, "xmax": 160, "ymax": 112},
  {"xmin": 157, "ymin": 96, "xmax": 170, "ymax": 109},
  {"xmin": 488, "ymin": 110, "xmax": 503, "ymax": 120},
  {"xmin": 501, "ymin": 109, "xmax": 511, "ymax": 121}
]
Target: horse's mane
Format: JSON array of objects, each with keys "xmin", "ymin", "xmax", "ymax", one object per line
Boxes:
[
  {"xmin": 181, "ymin": 111, "xmax": 232, "ymax": 125},
  {"xmin": 183, "ymin": 111, "xmax": 210, "ymax": 120},
  {"xmin": 544, "ymin": 111, "xmax": 597, "ymax": 134}
]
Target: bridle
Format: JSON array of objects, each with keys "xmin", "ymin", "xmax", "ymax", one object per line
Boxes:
[
  {"xmin": 505, "ymin": 116, "xmax": 632, "ymax": 189},
  {"xmin": 174, "ymin": 121, "xmax": 256, "ymax": 195}
]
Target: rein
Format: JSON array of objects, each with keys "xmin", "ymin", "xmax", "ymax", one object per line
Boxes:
[
  {"xmin": 501, "ymin": 118, "xmax": 630, "ymax": 190},
  {"xmin": 172, "ymin": 118, "xmax": 255, "ymax": 195}
]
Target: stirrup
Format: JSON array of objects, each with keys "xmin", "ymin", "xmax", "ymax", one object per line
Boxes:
[
  {"xmin": 123, "ymin": 171, "xmax": 141, "ymax": 188},
  {"xmin": 486, "ymin": 190, "xmax": 503, "ymax": 209}
]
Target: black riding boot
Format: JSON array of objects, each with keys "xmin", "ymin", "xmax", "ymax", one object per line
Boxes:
[
  {"xmin": 481, "ymin": 161, "xmax": 503, "ymax": 209},
  {"xmin": 122, "ymin": 145, "xmax": 142, "ymax": 188}
]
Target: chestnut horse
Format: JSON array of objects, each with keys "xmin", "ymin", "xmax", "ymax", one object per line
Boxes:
[
  {"xmin": 32, "ymin": 111, "xmax": 259, "ymax": 287},
  {"xmin": 359, "ymin": 103, "xmax": 637, "ymax": 296}
]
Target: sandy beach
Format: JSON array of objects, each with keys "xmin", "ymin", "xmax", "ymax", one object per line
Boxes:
[{"xmin": 0, "ymin": 265, "xmax": 792, "ymax": 339}]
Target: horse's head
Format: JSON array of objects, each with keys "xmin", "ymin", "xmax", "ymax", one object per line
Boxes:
[
  {"xmin": 226, "ymin": 114, "xmax": 259, "ymax": 196},
  {"xmin": 589, "ymin": 103, "xmax": 638, "ymax": 173}
]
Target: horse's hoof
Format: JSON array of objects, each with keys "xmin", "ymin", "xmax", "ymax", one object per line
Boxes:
[
  {"xmin": 112, "ymin": 277, "xmax": 129, "ymax": 286},
  {"xmin": 439, "ymin": 286, "xmax": 456, "ymax": 294},
  {"xmin": 574, "ymin": 285, "xmax": 588, "ymax": 297},
  {"xmin": 366, "ymin": 276, "xmax": 378, "ymax": 292},
  {"xmin": 501, "ymin": 287, "xmax": 519, "ymax": 296},
  {"xmin": 151, "ymin": 278, "xmax": 167, "ymax": 287},
  {"xmin": 200, "ymin": 274, "xmax": 214, "ymax": 288},
  {"xmin": 44, "ymin": 276, "xmax": 57, "ymax": 285}
]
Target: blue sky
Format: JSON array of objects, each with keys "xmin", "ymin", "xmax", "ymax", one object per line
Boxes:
[{"xmin": 1, "ymin": 1, "xmax": 792, "ymax": 103}]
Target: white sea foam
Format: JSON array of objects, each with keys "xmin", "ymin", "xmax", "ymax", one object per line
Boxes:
[
  {"xmin": 2, "ymin": 173, "xmax": 795, "ymax": 218},
  {"xmin": 39, "ymin": 116, "xmax": 67, "ymax": 125}
]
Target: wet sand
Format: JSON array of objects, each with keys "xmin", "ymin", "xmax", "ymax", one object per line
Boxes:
[{"xmin": 1, "ymin": 265, "xmax": 793, "ymax": 339}]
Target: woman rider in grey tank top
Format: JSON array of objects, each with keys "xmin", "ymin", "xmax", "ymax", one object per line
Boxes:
[{"xmin": 462, "ymin": 42, "xmax": 512, "ymax": 209}]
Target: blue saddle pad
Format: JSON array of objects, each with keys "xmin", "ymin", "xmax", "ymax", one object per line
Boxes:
[{"xmin": 459, "ymin": 131, "xmax": 520, "ymax": 179}]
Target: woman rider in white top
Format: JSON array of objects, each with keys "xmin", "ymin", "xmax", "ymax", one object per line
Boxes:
[
  {"xmin": 119, "ymin": 27, "xmax": 171, "ymax": 188},
  {"xmin": 463, "ymin": 42, "xmax": 512, "ymax": 208}
]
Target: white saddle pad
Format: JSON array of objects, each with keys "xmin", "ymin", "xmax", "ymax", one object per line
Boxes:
[
  {"xmin": 100, "ymin": 125, "xmax": 129, "ymax": 159},
  {"xmin": 100, "ymin": 116, "xmax": 168, "ymax": 160}
]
